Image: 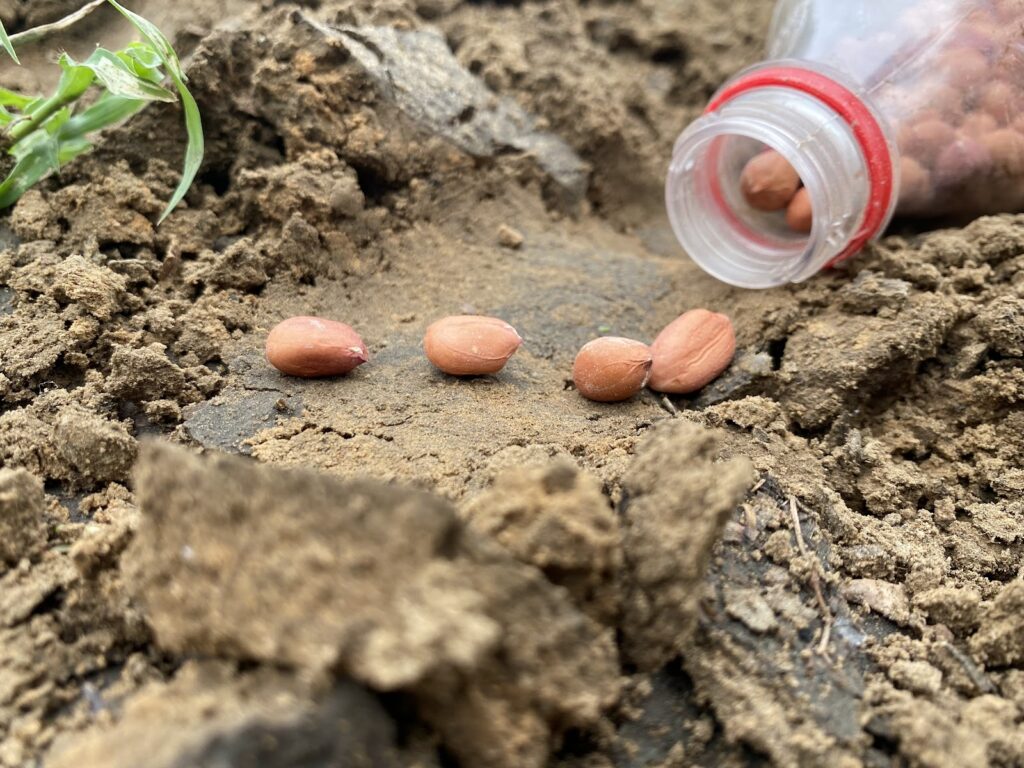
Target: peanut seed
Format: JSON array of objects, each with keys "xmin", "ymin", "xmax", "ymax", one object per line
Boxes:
[
  {"xmin": 786, "ymin": 188, "xmax": 813, "ymax": 234},
  {"xmin": 424, "ymin": 315, "xmax": 522, "ymax": 376},
  {"xmin": 740, "ymin": 150, "xmax": 801, "ymax": 211},
  {"xmin": 572, "ymin": 337, "xmax": 652, "ymax": 403},
  {"xmin": 649, "ymin": 309, "xmax": 736, "ymax": 394},
  {"xmin": 266, "ymin": 316, "xmax": 369, "ymax": 378}
]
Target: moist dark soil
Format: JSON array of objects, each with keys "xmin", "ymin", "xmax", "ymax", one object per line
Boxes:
[{"xmin": 1, "ymin": 1, "xmax": 1022, "ymax": 767}]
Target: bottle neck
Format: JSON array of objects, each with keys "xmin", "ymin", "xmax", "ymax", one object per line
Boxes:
[{"xmin": 666, "ymin": 64, "xmax": 898, "ymax": 289}]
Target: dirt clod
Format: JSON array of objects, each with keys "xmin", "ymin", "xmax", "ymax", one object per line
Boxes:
[
  {"xmin": 127, "ymin": 443, "xmax": 620, "ymax": 768},
  {"xmin": 0, "ymin": 469, "xmax": 45, "ymax": 568},
  {"xmin": 46, "ymin": 662, "xmax": 405, "ymax": 768},
  {"xmin": 619, "ymin": 420, "xmax": 754, "ymax": 670},
  {"xmin": 461, "ymin": 459, "xmax": 622, "ymax": 624},
  {"xmin": 106, "ymin": 344, "xmax": 188, "ymax": 403},
  {"xmin": 969, "ymin": 581, "xmax": 1024, "ymax": 668},
  {"xmin": 55, "ymin": 409, "xmax": 137, "ymax": 485}
]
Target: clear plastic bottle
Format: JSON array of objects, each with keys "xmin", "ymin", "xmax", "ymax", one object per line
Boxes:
[{"xmin": 666, "ymin": 0, "xmax": 1024, "ymax": 288}]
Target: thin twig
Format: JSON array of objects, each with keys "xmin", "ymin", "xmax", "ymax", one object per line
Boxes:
[
  {"xmin": 660, "ymin": 396, "xmax": 680, "ymax": 417},
  {"xmin": 789, "ymin": 496, "xmax": 808, "ymax": 555},
  {"xmin": 789, "ymin": 496, "xmax": 834, "ymax": 656},
  {"xmin": 9, "ymin": 0, "xmax": 107, "ymax": 48},
  {"xmin": 817, "ymin": 618, "xmax": 832, "ymax": 655}
]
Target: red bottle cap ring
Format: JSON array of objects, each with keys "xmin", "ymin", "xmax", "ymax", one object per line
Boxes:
[{"xmin": 705, "ymin": 65, "xmax": 895, "ymax": 267}]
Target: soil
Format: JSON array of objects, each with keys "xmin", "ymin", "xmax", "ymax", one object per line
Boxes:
[{"xmin": 0, "ymin": 1, "xmax": 1022, "ymax": 767}]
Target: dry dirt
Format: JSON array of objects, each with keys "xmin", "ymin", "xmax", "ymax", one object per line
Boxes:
[{"xmin": 0, "ymin": 1, "xmax": 1022, "ymax": 767}]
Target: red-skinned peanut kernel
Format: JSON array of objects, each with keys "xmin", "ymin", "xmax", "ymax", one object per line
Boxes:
[
  {"xmin": 786, "ymin": 188, "xmax": 813, "ymax": 234},
  {"xmin": 572, "ymin": 337, "xmax": 653, "ymax": 403},
  {"xmin": 266, "ymin": 316, "xmax": 369, "ymax": 378},
  {"xmin": 740, "ymin": 150, "xmax": 801, "ymax": 211},
  {"xmin": 424, "ymin": 315, "xmax": 523, "ymax": 376},
  {"xmin": 649, "ymin": 309, "xmax": 736, "ymax": 395}
]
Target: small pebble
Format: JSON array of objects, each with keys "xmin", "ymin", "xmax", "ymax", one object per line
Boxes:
[{"xmin": 497, "ymin": 224, "xmax": 525, "ymax": 250}]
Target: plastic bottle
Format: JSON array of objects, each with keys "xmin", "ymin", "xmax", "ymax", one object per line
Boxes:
[{"xmin": 666, "ymin": 0, "xmax": 1024, "ymax": 289}]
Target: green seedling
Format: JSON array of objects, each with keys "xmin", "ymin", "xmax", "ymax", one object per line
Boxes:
[{"xmin": 0, "ymin": 0, "xmax": 203, "ymax": 221}]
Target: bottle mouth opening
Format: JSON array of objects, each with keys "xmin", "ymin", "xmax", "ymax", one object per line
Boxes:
[
  {"xmin": 667, "ymin": 64, "xmax": 899, "ymax": 290},
  {"xmin": 667, "ymin": 120, "xmax": 831, "ymax": 289}
]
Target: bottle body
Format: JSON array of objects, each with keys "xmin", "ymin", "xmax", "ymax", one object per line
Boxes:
[{"xmin": 667, "ymin": 0, "xmax": 1024, "ymax": 288}]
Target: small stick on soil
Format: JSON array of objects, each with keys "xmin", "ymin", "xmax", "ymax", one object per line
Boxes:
[
  {"xmin": 789, "ymin": 496, "xmax": 833, "ymax": 656},
  {"xmin": 750, "ymin": 477, "xmax": 766, "ymax": 494},
  {"xmin": 9, "ymin": 0, "xmax": 107, "ymax": 47},
  {"xmin": 788, "ymin": 496, "xmax": 809, "ymax": 555},
  {"xmin": 939, "ymin": 642, "xmax": 996, "ymax": 694},
  {"xmin": 660, "ymin": 396, "xmax": 680, "ymax": 417}
]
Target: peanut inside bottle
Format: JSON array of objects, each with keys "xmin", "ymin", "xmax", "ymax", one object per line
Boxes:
[{"xmin": 666, "ymin": 0, "xmax": 1024, "ymax": 289}]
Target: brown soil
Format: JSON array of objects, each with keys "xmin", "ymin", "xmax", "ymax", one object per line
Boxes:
[{"xmin": 1, "ymin": 1, "xmax": 1022, "ymax": 767}]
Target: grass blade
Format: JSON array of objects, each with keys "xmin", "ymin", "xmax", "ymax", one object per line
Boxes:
[
  {"xmin": 159, "ymin": 82, "xmax": 203, "ymax": 222},
  {"xmin": 106, "ymin": 0, "xmax": 204, "ymax": 221},
  {"xmin": 0, "ymin": 18, "xmax": 20, "ymax": 65}
]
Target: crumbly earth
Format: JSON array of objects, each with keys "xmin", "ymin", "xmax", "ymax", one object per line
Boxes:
[{"xmin": 0, "ymin": 0, "xmax": 1023, "ymax": 767}]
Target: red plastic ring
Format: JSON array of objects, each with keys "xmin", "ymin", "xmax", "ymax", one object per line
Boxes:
[{"xmin": 705, "ymin": 66, "xmax": 895, "ymax": 267}]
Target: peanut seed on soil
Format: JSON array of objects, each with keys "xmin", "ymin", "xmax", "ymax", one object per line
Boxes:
[
  {"xmin": 423, "ymin": 315, "xmax": 523, "ymax": 376},
  {"xmin": 572, "ymin": 337, "xmax": 653, "ymax": 403},
  {"xmin": 265, "ymin": 316, "xmax": 369, "ymax": 378},
  {"xmin": 648, "ymin": 309, "xmax": 736, "ymax": 395}
]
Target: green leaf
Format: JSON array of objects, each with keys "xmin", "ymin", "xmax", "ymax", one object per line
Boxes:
[
  {"xmin": 0, "ymin": 147, "xmax": 58, "ymax": 209},
  {"xmin": 44, "ymin": 106, "xmax": 72, "ymax": 134},
  {"xmin": 0, "ymin": 92, "xmax": 142, "ymax": 209},
  {"xmin": 2, "ymin": 133, "xmax": 94, "ymax": 202},
  {"xmin": 0, "ymin": 17, "xmax": 20, "ymax": 65},
  {"xmin": 42, "ymin": 133, "xmax": 62, "ymax": 173},
  {"xmin": 160, "ymin": 79, "xmax": 204, "ymax": 222},
  {"xmin": 64, "ymin": 48, "xmax": 176, "ymax": 102},
  {"xmin": 106, "ymin": 1, "xmax": 185, "ymax": 81},
  {"xmin": 20, "ymin": 96, "xmax": 46, "ymax": 114},
  {"xmin": 0, "ymin": 87, "xmax": 35, "ymax": 110},
  {"xmin": 0, "ymin": 4, "xmax": 204, "ymax": 220},
  {"xmin": 10, "ymin": 120, "xmax": 56, "ymax": 161},
  {"xmin": 55, "ymin": 55, "xmax": 97, "ymax": 102},
  {"xmin": 122, "ymin": 42, "xmax": 163, "ymax": 75},
  {"xmin": 6, "ymin": 65, "xmax": 92, "ymax": 144},
  {"xmin": 106, "ymin": 0, "xmax": 204, "ymax": 222},
  {"xmin": 62, "ymin": 92, "xmax": 146, "ymax": 137}
]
